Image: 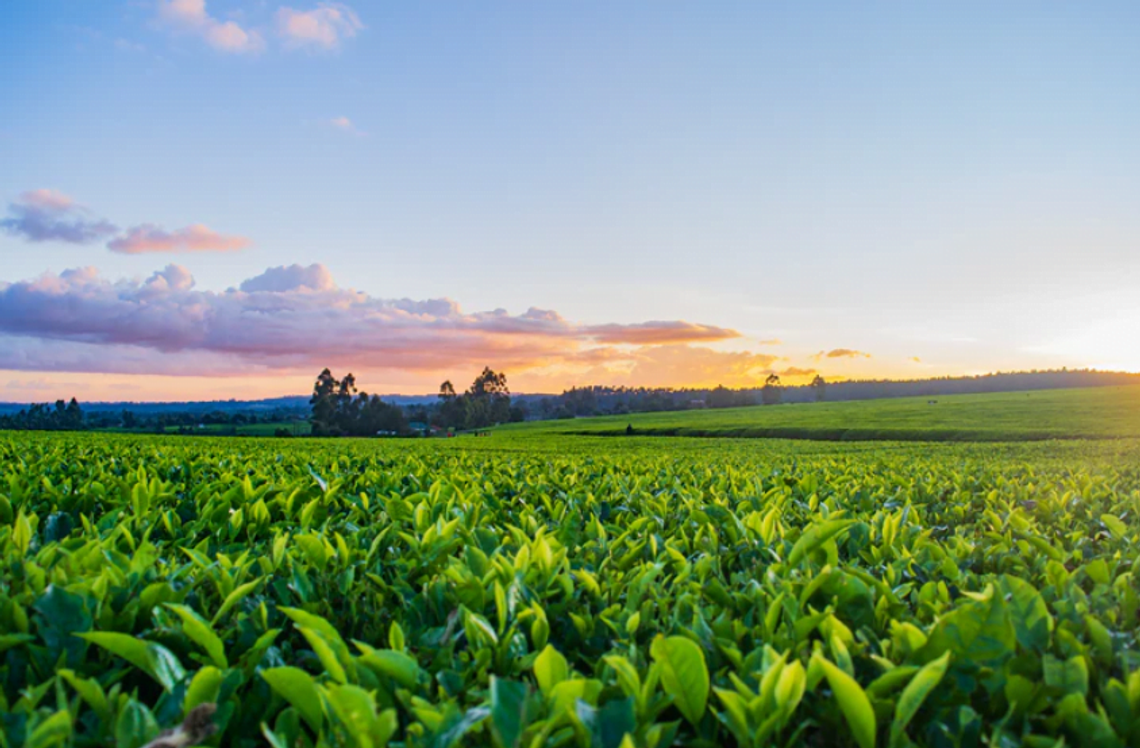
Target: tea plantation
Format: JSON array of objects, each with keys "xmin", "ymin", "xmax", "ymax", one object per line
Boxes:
[
  {"xmin": 2, "ymin": 430, "xmax": 1139, "ymax": 748},
  {"xmin": 500, "ymin": 385, "xmax": 1140, "ymax": 442}
]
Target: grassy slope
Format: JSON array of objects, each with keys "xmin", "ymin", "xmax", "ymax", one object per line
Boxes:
[{"xmin": 496, "ymin": 384, "xmax": 1140, "ymax": 441}]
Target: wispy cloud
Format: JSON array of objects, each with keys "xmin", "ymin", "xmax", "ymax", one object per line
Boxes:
[
  {"xmin": 582, "ymin": 321, "xmax": 739, "ymax": 345},
  {"xmin": 0, "ymin": 190, "xmax": 118, "ymax": 244},
  {"xmin": 327, "ymin": 116, "xmax": 364, "ymax": 135},
  {"xmin": 109, "ymin": 224, "xmax": 252, "ymax": 254},
  {"xmin": 156, "ymin": 0, "xmax": 265, "ymax": 54},
  {"xmin": 812, "ymin": 348, "xmax": 873, "ymax": 361},
  {"xmin": 0, "ymin": 265, "xmax": 749, "ymax": 381},
  {"xmin": 277, "ymin": 3, "xmax": 363, "ymax": 50}
]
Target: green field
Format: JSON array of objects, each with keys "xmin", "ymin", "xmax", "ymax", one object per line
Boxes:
[
  {"xmin": 501, "ymin": 385, "xmax": 1140, "ymax": 442},
  {"xmin": 158, "ymin": 422, "xmax": 313, "ymax": 437},
  {"xmin": 3, "ymin": 428, "xmax": 1139, "ymax": 748}
]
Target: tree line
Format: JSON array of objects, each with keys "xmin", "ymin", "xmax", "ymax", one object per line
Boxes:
[
  {"xmin": 3, "ymin": 368, "xmax": 1136, "ymax": 434},
  {"xmin": 0, "ymin": 399, "xmax": 84, "ymax": 431},
  {"xmin": 308, "ymin": 366, "xmax": 524, "ymax": 436}
]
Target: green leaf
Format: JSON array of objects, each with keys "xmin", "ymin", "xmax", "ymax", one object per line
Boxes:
[
  {"xmin": 281, "ymin": 607, "xmax": 357, "ymax": 682},
  {"xmin": 919, "ymin": 586, "xmax": 1015, "ymax": 666},
  {"xmin": 1101, "ymin": 514, "xmax": 1127, "ymax": 538},
  {"xmin": 775, "ymin": 660, "xmax": 807, "ymax": 720},
  {"xmin": 1044, "ymin": 655, "xmax": 1089, "ymax": 697},
  {"xmin": 210, "ymin": 577, "xmax": 263, "ymax": 625},
  {"xmin": 185, "ymin": 666, "xmax": 225, "ymax": 713},
  {"xmin": 996, "ymin": 576, "xmax": 1052, "ymax": 652},
  {"xmin": 359, "ymin": 650, "xmax": 425, "ymax": 690},
  {"xmin": 326, "ymin": 684, "xmax": 397, "ymax": 748},
  {"xmin": 890, "ymin": 652, "xmax": 950, "ymax": 747},
  {"xmin": 816, "ymin": 654, "xmax": 877, "ymax": 748},
  {"xmin": 34, "ymin": 586, "xmax": 92, "ymax": 668},
  {"xmin": 27, "ymin": 710, "xmax": 72, "ymax": 748},
  {"xmin": 298, "ymin": 626, "xmax": 348, "ymax": 684},
  {"xmin": 0, "ymin": 633, "xmax": 33, "ymax": 652},
  {"xmin": 389, "ymin": 621, "xmax": 406, "ymax": 651},
  {"xmin": 165, "ymin": 603, "xmax": 228, "ymax": 668},
  {"xmin": 115, "ymin": 699, "xmax": 159, "ymax": 748},
  {"xmin": 490, "ymin": 677, "xmax": 533, "ymax": 748},
  {"xmin": 13, "ymin": 509, "xmax": 32, "ymax": 554},
  {"xmin": 58, "ymin": 669, "xmax": 112, "ymax": 725},
  {"xmin": 78, "ymin": 632, "xmax": 186, "ymax": 692},
  {"xmin": 262, "ymin": 667, "xmax": 323, "ymax": 732},
  {"xmin": 650, "ymin": 635, "xmax": 710, "ymax": 726},
  {"xmin": 787, "ymin": 519, "xmax": 855, "ymax": 566},
  {"xmin": 534, "ymin": 645, "xmax": 570, "ymax": 696}
]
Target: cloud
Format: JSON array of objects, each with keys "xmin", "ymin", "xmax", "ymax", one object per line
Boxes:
[
  {"xmin": 239, "ymin": 263, "xmax": 335, "ymax": 292},
  {"xmin": 757, "ymin": 339, "xmax": 782, "ymax": 345},
  {"xmin": 910, "ymin": 356, "xmax": 922, "ymax": 363},
  {"xmin": 812, "ymin": 348, "xmax": 873, "ymax": 361},
  {"xmin": 157, "ymin": 0, "xmax": 265, "ymax": 54},
  {"xmin": 327, "ymin": 116, "xmax": 364, "ymax": 135},
  {"xmin": 108, "ymin": 224, "xmax": 252, "ymax": 254},
  {"xmin": 780, "ymin": 366, "xmax": 818, "ymax": 377},
  {"xmin": 582, "ymin": 321, "xmax": 739, "ymax": 345},
  {"xmin": 277, "ymin": 3, "xmax": 363, "ymax": 50},
  {"xmin": 3, "ymin": 188, "xmax": 253, "ymax": 254},
  {"xmin": 1, "ymin": 189, "xmax": 118, "ymax": 244},
  {"xmin": 0, "ymin": 265, "xmax": 747, "ymax": 381}
]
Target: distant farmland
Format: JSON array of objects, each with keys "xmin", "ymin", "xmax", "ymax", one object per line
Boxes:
[{"xmin": 499, "ymin": 384, "xmax": 1140, "ymax": 441}]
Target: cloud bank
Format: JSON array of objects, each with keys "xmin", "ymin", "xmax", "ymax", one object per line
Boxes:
[{"xmin": 0, "ymin": 264, "xmax": 747, "ymax": 380}]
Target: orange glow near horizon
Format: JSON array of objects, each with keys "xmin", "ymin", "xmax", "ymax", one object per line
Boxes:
[{"xmin": 0, "ymin": 356, "xmax": 1016, "ymax": 403}]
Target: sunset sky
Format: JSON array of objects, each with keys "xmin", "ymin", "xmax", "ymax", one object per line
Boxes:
[{"xmin": 2, "ymin": 2, "xmax": 1139, "ymax": 401}]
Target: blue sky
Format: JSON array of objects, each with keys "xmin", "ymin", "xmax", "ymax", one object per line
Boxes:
[{"xmin": 2, "ymin": 1, "xmax": 1139, "ymax": 399}]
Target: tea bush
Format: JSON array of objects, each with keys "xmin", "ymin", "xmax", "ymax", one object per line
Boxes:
[{"xmin": 2, "ymin": 432, "xmax": 1139, "ymax": 747}]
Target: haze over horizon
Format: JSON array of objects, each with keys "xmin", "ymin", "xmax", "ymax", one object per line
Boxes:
[{"xmin": 3, "ymin": 1, "xmax": 1139, "ymax": 402}]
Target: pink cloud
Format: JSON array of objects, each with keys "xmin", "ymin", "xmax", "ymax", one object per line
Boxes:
[
  {"xmin": 583, "ymin": 321, "xmax": 739, "ymax": 345},
  {"xmin": 157, "ymin": 0, "xmax": 265, "ymax": 54},
  {"xmin": 0, "ymin": 265, "xmax": 746, "ymax": 380},
  {"xmin": 108, "ymin": 224, "xmax": 252, "ymax": 254},
  {"xmin": 327, "ymin": 116, "xmax": 364, "ymax": 135},
  {"xmin": 277, "ymin": 3, "xmax": 363, "ymax": 50}
]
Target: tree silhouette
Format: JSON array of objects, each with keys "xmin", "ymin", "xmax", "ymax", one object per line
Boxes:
[
  {"xmin": 762, "ymin": 373, "xmax": 783, "ymax": 405},
  {"xmin": 811, "ymin": 375, "xmax": 827, "ymax": 402}
]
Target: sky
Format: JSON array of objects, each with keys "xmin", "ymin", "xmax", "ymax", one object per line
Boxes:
[{"xmin": 2, "ymin": 1, "xmax": 1139, "ymax": 401}]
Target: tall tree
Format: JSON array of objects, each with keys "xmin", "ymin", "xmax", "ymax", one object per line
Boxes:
[
  {"xmin": 310, "ymin": 368, "xmax": 340, "ymax": 435},
  {"xmin": 811, "ymin": 375, "xmax": 827, "ymax": 402},
  {"xmin": 762, "ymin": 373, "xmax": 783, "ymax": 405}
]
